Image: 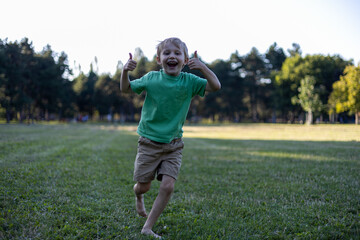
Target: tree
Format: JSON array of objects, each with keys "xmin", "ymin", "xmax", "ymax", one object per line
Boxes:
[
  {"xmin": 0, "ymin": 38, "xmax": 35, "ymax": 123},
  {"xmin": 329, "ymin": 64, "xmax": 360, "ymax": 124},
  {"xmin": 292, "ymin": 76, "xmax": 323, "ymax": 124},
  {"xmin": 274, "ymin": 54, "xmax": 304, "ymax": 122},
  {"xmin": 146, "ymin": 55, "xmax": 161, "ymax": 72},
  {"xmin": 274, "ymin": 54, "xmax": 350, "ymax": 122},
  {"xmin": 265, "ymin": 43, "xmax": 287, "ymax": 122},
  {"xmin": 94, "ymin": 74, "xmax": 119, "ymax": 119},
  {"xmin": 288, "ymin": 43, "xmax": 302, "ymax": 57},
  {"xmin": 242, "ymin": 47, "xmax": 267, "ymax": 122},
  {"xmin": 131, "ymin": 49, "xmax": 149, "ymax": 79},
  {"xmin": 266, "ymin": 42, "xmax": 286, "ymax": 71},
  {"xmin": 133, "ymin": 47, "xmax": 144, "ymax": 62},
  {"xmin": 0, "ymin": 38, "xmax": 73, "ymax": 123},
  {"xmin": 0, "ymin": 39, "xmax": 17, "ymax": 123},
  {"xmin": 205, "ymin": 59, "xmax": 237, "ymax": 121},
  {"xmin": 113, "ymin": 68, "xmax": 135, "ymax": 122},
  {"xmin": 57, "ymin": 77, "xmax": 75, "ymax": 119},
  {"xmin": 55, "ymin": 51, "xmax": 74, "ymax": 119},
  {"xmin": 301, "ymin": 55, "xmax": 350, "ymax": 106},
  {"xmin": 31, "ymin": 45, "xmax": 67, "ymax": 120},
  {"xmin": 72, "ymin": 69, "xmax": 98, "ymax": 118}
]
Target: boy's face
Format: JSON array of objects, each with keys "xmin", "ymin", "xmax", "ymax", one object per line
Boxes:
[{"xmin": 157, "ymin": 42, "xmax": 188, "ymax": 76}]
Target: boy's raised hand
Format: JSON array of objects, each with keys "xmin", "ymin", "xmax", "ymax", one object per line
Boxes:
[
  {"xmin": 187, "ymin": 51, "xmax": 206, "ymax": 70},
  {"xmin": 188, "ymin": 51, "xmax": 221, "ymax": 92},
  {"xmin": 124, "ymin": 53, "xmax": 137, "ymax": 71}
]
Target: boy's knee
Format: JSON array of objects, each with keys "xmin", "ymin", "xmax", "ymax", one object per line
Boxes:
[
  {"xmin": 160, "ymin": 178, "xmax": 175, "ymax": 195},
  {"xmin": 135, "ymin": 182, "xmax": 151, "ymax": 194},
  {"xmin": 160, "ymin": 181, "xmax": 175, "ymax": 195}
]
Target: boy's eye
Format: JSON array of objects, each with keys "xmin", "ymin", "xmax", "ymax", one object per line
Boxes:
[{"xmin": 162, "ymin": 50, "xmax": 182, "ymax": 56}]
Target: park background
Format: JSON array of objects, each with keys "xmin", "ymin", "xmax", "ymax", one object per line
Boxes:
[{"xmin": 1, "ymin": 0, "xmax": 360, "ymax": 125}]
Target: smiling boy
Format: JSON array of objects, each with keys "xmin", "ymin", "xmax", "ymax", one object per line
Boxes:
[{"xmin": 120, "ymin": 37, "xmax": 221, "ymax": 238}]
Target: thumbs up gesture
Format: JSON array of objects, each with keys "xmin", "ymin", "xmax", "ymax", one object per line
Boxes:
[
  {"xmin": 187, "ymin": 51, "xmax": 205, "ymax": 71},
  {"xmin": 124, "ymin": 53, "xmax": 137, "ymax": 71}
]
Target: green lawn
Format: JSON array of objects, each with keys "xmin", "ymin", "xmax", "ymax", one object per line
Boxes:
[{"xmin": 1, "ymin": 124, "xmax": 359, "ymax": 239}]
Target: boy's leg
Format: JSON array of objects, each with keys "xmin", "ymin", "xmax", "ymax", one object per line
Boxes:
[
  {"xmin": 134, "ymin": 182, "xmax": 151, "ymax": 217},
  {"xmin": 141, "ymin": 175, "xmax": 175, "ymax": 238}
]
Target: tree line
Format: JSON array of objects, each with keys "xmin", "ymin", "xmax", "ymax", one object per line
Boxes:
[{"xmin": 1, "ymin": 38, "xmax": 359, "ymax": 124}]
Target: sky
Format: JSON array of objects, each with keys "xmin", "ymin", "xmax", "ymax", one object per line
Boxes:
[{"xmin": 2, "ymin": 0, "xmax": 360, "ymax": 77}]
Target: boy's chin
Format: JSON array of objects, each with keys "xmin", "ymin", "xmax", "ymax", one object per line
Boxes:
[
  {"xmin": 164, "ymin": 68, "xmax": 181, "ymax": 76},
  {"xmin": 165, "ymin": 72, "xmax": 180, "ymax": 76}
]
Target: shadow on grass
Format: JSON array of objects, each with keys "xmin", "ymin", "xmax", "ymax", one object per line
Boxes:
[
  {"xmin": 169, "ymin": 137, "xmax": 360, "ymax": 239},
  {"xmin": 183, "ymin": 137, "xmax": 360, "ymax": 163}
]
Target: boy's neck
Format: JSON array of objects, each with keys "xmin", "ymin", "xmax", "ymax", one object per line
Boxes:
[{"xmin": 161, "ymin": 69, "xmax": 181, "ymax": 77}]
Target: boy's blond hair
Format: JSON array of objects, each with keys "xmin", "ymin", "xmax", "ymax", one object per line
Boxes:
[{"xmin": 156, "ymin": 38, "xmax": 189, "ymax": 59}]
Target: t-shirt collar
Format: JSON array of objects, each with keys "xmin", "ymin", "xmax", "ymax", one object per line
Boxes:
[{"xmin": 160, "ymin": 69, "xmax": 181, "ymax": 80}]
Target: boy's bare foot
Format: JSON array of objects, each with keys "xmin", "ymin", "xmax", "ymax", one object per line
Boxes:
[
  {"xmin": 141, "ymin": 228, "xmax": 161, "ymax": 239},
  {"xmin": 133, "ymin": 184, "xmax": 147, "ymax": 217},
  {"xmin": 135, "ymin": 194, "xmax": 147, "ymax": 217}
]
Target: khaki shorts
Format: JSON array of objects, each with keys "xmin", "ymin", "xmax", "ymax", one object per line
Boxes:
[{"xmin": 133, "ymin": 136, "xmax": 184, "ymax": 182}]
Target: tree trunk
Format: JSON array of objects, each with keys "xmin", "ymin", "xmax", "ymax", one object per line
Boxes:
[
  {"xmin": 19, "ymin": 107, "xmax": 25, "ymax": 123},
  {"xmin": 271, "ymin": 109, "xmax": 276, "ymax": 123},
  {"xmin": 45, "ymin": 109, "xmax": 49, "ymax": 121},
  {"xmin": 329, "ymin": 113, "xmax": 335, "ymax": 124},
  {"xmin": 306, "ymin": 111, "xmax": 313, "ymax": 125},
  {"xmin": 6, "ymin": 107, "xmax": 11, "ymax": 123},
  {"xmin": 356, "ymin": 111, "xmax": 359, "ymax": 125}
]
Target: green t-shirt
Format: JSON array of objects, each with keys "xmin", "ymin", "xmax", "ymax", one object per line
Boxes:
[{"xmin": 130, "ymin": 70, "xmax": 207, "ymax": 143}]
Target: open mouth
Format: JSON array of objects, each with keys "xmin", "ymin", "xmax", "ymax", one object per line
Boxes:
[{"xmin": 167, "ymin": 61, "xmax": 178, "ymax": 68}]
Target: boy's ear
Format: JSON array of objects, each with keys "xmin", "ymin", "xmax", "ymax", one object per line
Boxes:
[
  {"xmin": 156, "ymin": 56, "xmax": 161, "ymax": 65},
  {"xmin": 182, "ymin": 57, "xmax": 189, "ymax": 68}
]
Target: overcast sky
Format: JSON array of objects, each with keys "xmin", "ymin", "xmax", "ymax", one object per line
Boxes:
[{"xmin": 2, "ymin": 0, "xmax": 360, "ymax": 76}]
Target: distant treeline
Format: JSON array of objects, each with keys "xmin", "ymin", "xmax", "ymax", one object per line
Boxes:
[{"xmin": 1, "ymin": 38, "xmax": 359, "ymax": 124}]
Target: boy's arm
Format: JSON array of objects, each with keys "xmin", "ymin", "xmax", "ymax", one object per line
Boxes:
[
  {"xmin": 120, "ymin": 53, "xmax": 137, "ymax": 93},
  {"xmin": 187, "ymin": 51, "xmax": 221, "ymax": 92}
]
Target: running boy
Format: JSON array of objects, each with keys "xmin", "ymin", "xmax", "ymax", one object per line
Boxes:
[{"xmin": 120, "ymin": 37, "xmax": 221, "ymax": 238}]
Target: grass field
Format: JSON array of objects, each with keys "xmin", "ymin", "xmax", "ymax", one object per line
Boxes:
[{"xmin": 1, "ymin": 123, "xmax": 359, "ymax": 239}]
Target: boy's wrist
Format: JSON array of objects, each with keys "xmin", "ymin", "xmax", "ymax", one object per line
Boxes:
[{"xmin": 199, "ymin": 64, "xmax": 210, "ymax": 74}]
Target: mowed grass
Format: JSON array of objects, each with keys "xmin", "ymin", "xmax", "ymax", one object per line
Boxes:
[{"xmin": 1, "ymin": 124, "xmax": 359, "ymax": 239}]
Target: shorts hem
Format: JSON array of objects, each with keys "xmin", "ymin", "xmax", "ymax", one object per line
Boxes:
[
  {"xmin": 133, "ymin": 176, "xmax": 154, "ymax": 183},
  {"xmin": 156, "ymin": 173, "xmax": 177, "ymax": 181}
]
